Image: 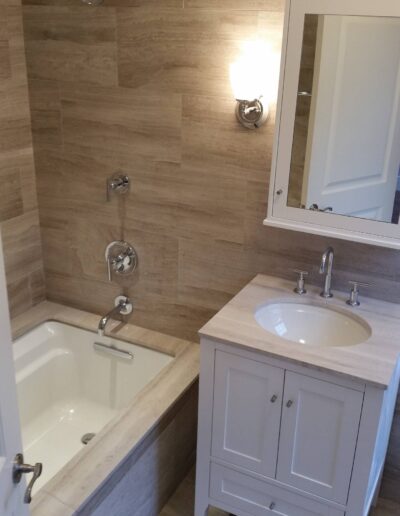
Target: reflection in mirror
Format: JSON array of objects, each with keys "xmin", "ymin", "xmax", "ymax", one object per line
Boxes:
[{"xmin": 287, "ymin": 14, "xmax": 400, "ymax": 224}]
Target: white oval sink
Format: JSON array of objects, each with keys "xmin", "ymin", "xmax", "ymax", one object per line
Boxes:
[{"xmin": 255, "ymin": 302, "xmax": 371, "ymax": 347}]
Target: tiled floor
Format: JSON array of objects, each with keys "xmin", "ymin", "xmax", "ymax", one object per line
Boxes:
[{"xmin": 160, "ymin": 468, "xmax": 400, "ymax": 516}]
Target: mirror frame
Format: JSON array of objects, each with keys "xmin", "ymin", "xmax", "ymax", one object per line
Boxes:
[{"xmin": 266, "ymin": 0, "xmax": 400, "ymax": 249}]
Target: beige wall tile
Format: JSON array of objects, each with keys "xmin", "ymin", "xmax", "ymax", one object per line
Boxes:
[
  {"xmin": 23, "ymin": 6, "xmax": 118, "ymax": 86},
  {"xmin": 117, "ymin": 8, "xmax": 258, "ymax": 96},
  {"xmin": 184, "ymin": 0, "xmax": 284, "ymax": 10},
  {"xmin": 60, "ymin": 83, "xmax": 182, "ymax": 164},
  {"xmin": 0, "ymin": 167, "xmax": 23, "ymax": 221},
  {"xmin": 0, "ymin": 40, "xmax": 11, "ymax": 78},
  {"xmin": 0, "ymin": 0, "xmax": 44, "ymax": 317}
]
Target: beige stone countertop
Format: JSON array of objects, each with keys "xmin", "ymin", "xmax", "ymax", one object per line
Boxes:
[
  {"xmin": 200, "ymin": 274, "xmax": 400, "ymax": 389},
  {"xmin": 12, "ymin": 301, "xmax": 199, "ymax": 515}
]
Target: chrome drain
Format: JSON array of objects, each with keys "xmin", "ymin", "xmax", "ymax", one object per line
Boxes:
[{"xmin": 81, "ymin": 433, "xmax": 96, "ymax": 445}]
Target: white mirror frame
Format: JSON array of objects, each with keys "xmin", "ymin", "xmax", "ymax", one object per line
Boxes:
[{"xmin": 265, "ymin": 0, "xmax": 400, "ymax": 249}]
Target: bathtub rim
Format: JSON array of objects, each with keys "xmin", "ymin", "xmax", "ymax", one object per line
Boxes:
[{"xmin": 11, "ymin": 301, "xmax": 199, "ymax": 515}]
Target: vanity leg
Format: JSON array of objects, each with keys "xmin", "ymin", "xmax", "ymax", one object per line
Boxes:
[{"xmin": 194, "ymin": 501, "xmax": 208, "ymax": 516}]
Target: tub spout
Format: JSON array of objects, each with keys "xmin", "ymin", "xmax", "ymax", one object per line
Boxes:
[{"xmin": 98, "ymin": 296, "xmax": 133, "ymax": 337}]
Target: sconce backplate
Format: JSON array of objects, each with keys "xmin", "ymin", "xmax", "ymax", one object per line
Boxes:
[{"xmin": 236, "ymin": 98, "xmax": 269, "ymax": 129}]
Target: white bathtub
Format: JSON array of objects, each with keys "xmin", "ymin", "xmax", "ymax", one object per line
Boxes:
[{"xmin": 13, "ymin": 321, "xmax": 173, "ymax": 493}]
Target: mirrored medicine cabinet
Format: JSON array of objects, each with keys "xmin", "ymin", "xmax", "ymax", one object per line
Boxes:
[{"xmin": 266, "ymin": 0, "xmax": 400, "ymax": 249}]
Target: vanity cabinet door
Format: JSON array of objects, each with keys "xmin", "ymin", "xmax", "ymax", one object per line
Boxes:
[
  {"xmin": 211, "ymin": 351, "xmax": 284, "ymax": 477},
  {"xmin": 277, "ymin": 371, "xmax": 363, "ymax": 504}
]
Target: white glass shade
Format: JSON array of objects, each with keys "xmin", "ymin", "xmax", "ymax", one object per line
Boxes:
[{"xmin": 230, "ymin": 40, "xmax": 277, "ymax": 101}]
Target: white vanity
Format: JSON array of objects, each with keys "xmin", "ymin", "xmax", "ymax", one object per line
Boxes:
[{"xmin": 194, "ymin": 275, "xmax": 400, "ymax": 516}]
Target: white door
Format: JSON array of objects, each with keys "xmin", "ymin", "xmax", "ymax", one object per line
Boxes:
[
  {"xmin": 0, "ymin": 239, "xmax": 30, "ymax": 516},
  {"xmin": 211, "ymin": 351, "xmax": 284, "ymax": 478},
  {"xmin": 302, "ymin": 15, "xmax": 400, "ymax": 222},
  {"xmin": 277, "ymin": 371, "xmax": 363, "ymax": 504}
]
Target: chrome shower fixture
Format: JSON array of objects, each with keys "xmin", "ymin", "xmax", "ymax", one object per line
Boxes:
[
  {"xmin": 105, "ymin": 241, "xmax": 138, "ymax": 281},
  {"xmin": 106, "ymin": 174, "xmax": 130, "ymax": 201}
]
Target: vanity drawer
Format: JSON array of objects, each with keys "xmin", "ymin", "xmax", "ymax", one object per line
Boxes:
[{"xmin": 209, "ymin": 463, "xmax": 345, "ymax": 516}]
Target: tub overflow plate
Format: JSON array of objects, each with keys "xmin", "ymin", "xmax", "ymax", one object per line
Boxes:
[{"xmin": 81, "ymin": 433, "xmax": 96, "ymax": 445}]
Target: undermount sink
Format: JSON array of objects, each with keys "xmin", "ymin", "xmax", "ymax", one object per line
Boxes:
[{"xmin": 254, "ymin": 302, "xmax": 371, "ymax": 347}]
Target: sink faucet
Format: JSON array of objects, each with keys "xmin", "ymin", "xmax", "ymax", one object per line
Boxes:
[
  {"xmin": 98, "ymin": 296, "xmax": 133, "ymax": 337},
  {"xmin": 319, "ymin": 247, "xmax": 334, "ymax": 298}
]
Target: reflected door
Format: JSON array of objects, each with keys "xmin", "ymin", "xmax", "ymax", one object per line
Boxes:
[{"xmin": 302, "ymin": 16, "xmax": 400, "ymax": 222}]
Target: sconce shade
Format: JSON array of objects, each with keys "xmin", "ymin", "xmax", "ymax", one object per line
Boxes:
[{"xmin": 230, "ymin": 40, "xmax": 272, "ymax": 101}]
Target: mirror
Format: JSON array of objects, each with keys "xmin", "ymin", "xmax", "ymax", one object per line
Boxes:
[
  {"xmin": 267, "ymin": 0, "xmax": 400, "ymax": 249},
  {"xmin": 288, "ymin": 14, "xmax": 400, "ymax": 224}
]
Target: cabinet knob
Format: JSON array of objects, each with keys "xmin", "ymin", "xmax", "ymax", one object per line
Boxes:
[
  {"xmin": 269, "ymin": 502, "xmax": 276, "ymax": 510},
  {"xmin": 270, "ymin": 394, "xmax": 278, "ymax": 403},
  {"xmin": 286, "ymin": 400, "xmax": 293, "ymax": 408}
]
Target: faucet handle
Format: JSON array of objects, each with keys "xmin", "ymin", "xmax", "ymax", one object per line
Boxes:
[
  {"xmin": 292, "ymin": 269, "xmax": 308, "ymax": 295},
  {"xmin": 346, "ymin": 281, "xmax": 369, "ymax": 307}
]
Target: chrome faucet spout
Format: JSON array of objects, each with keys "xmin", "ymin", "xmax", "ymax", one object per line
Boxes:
[
  {"xmin": 319, "ymin": 247, "xmax": 334, "ymax": 298},
  {"xmin": 97, "ymin": 296, "xmax": 133, "ymax": 337},
  {"xmin": 98, "ymin": 305, "xmax": 121, "ymax": 337}
]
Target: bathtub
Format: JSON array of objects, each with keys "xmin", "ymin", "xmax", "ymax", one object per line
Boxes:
[
  {"xmin": 11, "ymin": 302, "xmax": 199, "ymax": 515},
  {"xmin": 14, "ymin": 321, "xmax": 173, "ymax": 491}
]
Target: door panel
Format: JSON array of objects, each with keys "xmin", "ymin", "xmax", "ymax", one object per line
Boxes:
[
  {"xmin": 211, "ymin": 351, "xmax": 284, "ymax": 478},
  {"xmin": 277, "ymin": 371, "xmax": 363, "ymax": 504},
  {"xmin": 0, "ymin": 238, "xmax": 28, "ymax": 516}
]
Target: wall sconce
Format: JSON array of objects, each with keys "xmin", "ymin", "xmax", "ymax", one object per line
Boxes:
[{"xmin": 230, "ymin": 40, "xmax": 274, "ymax": 129}]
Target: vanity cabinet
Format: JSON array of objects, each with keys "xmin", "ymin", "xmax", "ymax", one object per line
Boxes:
[{"xmin": 195, "ymin": 339, "xmax": 399, "ymax": 516}]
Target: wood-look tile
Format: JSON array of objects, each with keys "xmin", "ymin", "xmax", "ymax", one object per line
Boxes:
[
  {"xmin": 0, "ymin": 2, "xmax": 45, "ymax": 317},
  {"xmin": 178, "ymin": 239, "xmax": 250, "ymax": 312},
  {"xmin": 123, "ymin": 292, "xmax": 214, "ymax": 342},
  {"xmin": 122, "ymin": 227, "xmax": 179, "ymax": 297},
  {"xmin": 182, "ymin": 95, "xmax": 271, "ymax": 181},
  {"xmin": 0, "ymin": 167, "xmax": 23, "ymax": 221},
  {"xmin": 0, "ymin": 40, "xmax": 11, "ymax": 78},
  {"xmin": 23, "ymin": 6, "xmax": 118, "ymax": 86},
  {"xmin": 60, "ymin": 83, "xmax": 182, "ymax": 165},
  {"xmin": 184, "ymin": 0, "xmax": 284, "ymax": 10},
  {"xmin": 0, "ymin": 7, "xmax": 7, "ymax": 41},
  {"xmin": 5, "ymin": 6, "xmax": 32, "ymax": 83},
  {"xmin": 0, "ymin": 116, "xmax": 32, "ymax": 154},
  {"xmin": 1, "ymin": 211, "xmax": 43, "ymax": 285},
  {"xmin": 23, "ymin": 0, "xmax": 182, "ymax": 5},
  {"xmin": 117, "ymin": 8, "xmax": 258, "ymax": 96},
  {"xmin": 29, "ymin": 268, "xmax": 46, "ymax": 305},
  {"xmin": 20, "ymin": 159, "xmax": 39, "ymax": 212},
  {"xmin": 7, "ymin": 277, "xmax": 33, "ymax": 318},
  {"xmin": 44, "ymin": 271, "xmax": 121, "ymax": 315}
]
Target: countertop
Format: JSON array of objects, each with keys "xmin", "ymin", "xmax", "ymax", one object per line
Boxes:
[{"xmin": 200, "ymin": 274, "xmax": 400, "ymax": 389}]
